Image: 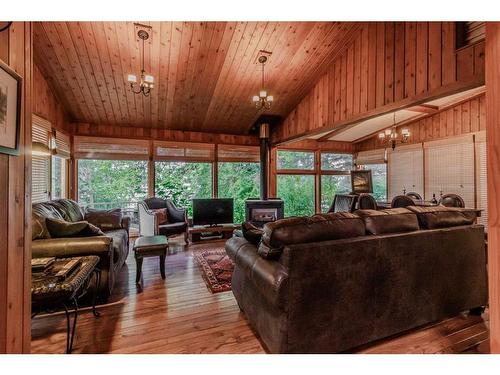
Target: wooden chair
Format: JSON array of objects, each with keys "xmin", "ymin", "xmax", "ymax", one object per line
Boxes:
[
  {"xmin": 391, "ymin": 195, "xmax": 415, "ymax": 208},
  {"xmin": 439, "ymin": 193, "xmax": 465, "ymax": 208},
  {"xmin": 406, "ymin": 192, "xmax": 422, "ymax": 200},
  {"xmin": 357, "ymin": 193, "xmax": 378, "ymax": 210},
  {"xmin": 327, "ymin": 194, "xmax": 358, "ymax": 213}
]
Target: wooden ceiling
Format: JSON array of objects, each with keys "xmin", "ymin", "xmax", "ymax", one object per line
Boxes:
[{"xmin": 33, "ymin": 22, "xmax": 359, "ymax": 135}]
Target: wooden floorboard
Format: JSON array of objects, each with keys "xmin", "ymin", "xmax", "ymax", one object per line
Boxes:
[{"xmin": 31, "ymin": 237, "xmax": 490, "ymax": 354}]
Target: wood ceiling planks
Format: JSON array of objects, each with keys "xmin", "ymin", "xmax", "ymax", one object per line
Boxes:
[{"xmin": 33, "ymin": 21, "xmax": 358, "ymax": 134}]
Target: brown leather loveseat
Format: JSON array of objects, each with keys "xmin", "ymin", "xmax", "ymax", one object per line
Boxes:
[
  {"xmin": 226, "ymin": 206, "xmax": 488, "ymax": 353},
  {"xmin": 32, "ymin": 199, "xmax": 130, "ymax": 299}
]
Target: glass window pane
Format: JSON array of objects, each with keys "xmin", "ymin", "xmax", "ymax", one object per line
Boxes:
[
  {"xmin": 320, "ymin": 175, "xmax": 352, "ymax": 212},
  {"xmin": 77, "ymin": 159, "xmax": 148, "ymax": 210},
  {"xmin": 359, "ymin": 164, "xmax": 387, "ymax": 201},
  {"xmin": 155, "ymin": 161, "xmax": 212, "ymax": 217},
  {"xmin": 321, "ymin": 153, "xmax": 353, "ymax": 171},
  {"xmin": 51, "ymin": 156, "xmax": 63, "ymax": 200},
  {"xmin": 277, "ymin": 151, "xmax": 314, "ymax": 170},
  {"xmin": 218, "ymin": 162, "xmax": 260, "ymax": 224},
  {"xmin": 277, "ymin": 174, "xmax": 315, "ymax": 217}
]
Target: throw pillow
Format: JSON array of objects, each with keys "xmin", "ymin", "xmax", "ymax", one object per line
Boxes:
[
  {"xmin": 46, "ymin": 218, "xmax": 105, "ymax": 238},
  {"xmin": 84, "ymin": 208, "xmax": 123, "ymax": 230},
  {"xmin": 241, "ymin": 221, "xmax": 264, "ymax": 245},
  {"xmin": 151, "ymin": 208, "xmax": 169, "ymax": 225}
]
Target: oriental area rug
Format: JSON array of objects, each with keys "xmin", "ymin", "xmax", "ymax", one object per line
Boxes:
[{"xmin": 194, "ymin": 247, "xmax": 234, "ymax": 293}]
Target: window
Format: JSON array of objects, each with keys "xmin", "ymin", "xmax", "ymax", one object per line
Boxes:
[
  {"xmin": 51, "ymin": 156, "xmax": 67, "ymax": 200},
  {"xmin": 387, "ymin": 145, "xmax": 423, "ymax": 199},
  {"xmin": 277, "ymin": 174, "xmax": 315, "ymax": 217},
  {"xmin": 218, "ymin": 162, "xmax": 260, "ymax": 224},
  {"xmin": 32, "ymin": 115, "xmax": 51, "ymax": 203},
  {"xmin": 277, "ymin": 150, "xmax": 314, "ymax": 170},
  {"xmin": 424, "ymin": 135, "xmax": 475, "ymax": 207},
  {"xmin": 155, "ymin": 161, "xmax": 212, "ymax": 217},
  {"xmin": 358, "ymin": 164, "xmax": 387, "ymax": 201},
  {"xmin": 321, "ymin": 175, "xmax": 351, "ymax": 212},
  {"xmin": 77, "ymin": 159, "xmax": 148, "ymax": 210},
  {"xmin": 476, "ymin": 132, "xmax": 488, "ymax": 227},
  {"xmin": 321, "ymin": 153, "xmax": 353, "ymax": 171}
]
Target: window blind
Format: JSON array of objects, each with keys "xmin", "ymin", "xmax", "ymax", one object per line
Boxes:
[
  {"xmin": 74, "ymin": 136, "xmax": 149, "ymax": 160},
  {"xmin": 356, "ymin": 148, "xmax": 386, "ymax": 165},
  {"xmin": 424, "ymin": 135, "xmax": 475, "ymax": 207},
  {"xmin": 32, "ymin": 115, "xmax": 51, "ymax": 203},
  {"xmin": 154, "ymin": 141, "xmax": 215, "ymax": 162},
  {"xmin": 54, "ymin": 130, "xmax": 71, "ymax": 159},
  {"xmin": 387, "ymin": 144, "xmax": 424, "ymax": 199},
  {"xmin": 475, "ymin": 132, "xmax": 488, "ymax": 227},
  {"xmin": 217, "ymin": 144, "xmax": 259, "ymax": 163}
]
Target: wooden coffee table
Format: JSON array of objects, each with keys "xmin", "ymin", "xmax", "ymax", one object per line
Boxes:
[{"xmin": 133, "ymin": 235, "xmax": 169, "ymax": 284}]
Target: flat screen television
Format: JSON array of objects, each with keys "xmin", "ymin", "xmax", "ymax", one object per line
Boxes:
[
  {"xmin": 351, "ymin": 170, "xmax": 373, "ymax": 194},
  {"xmin": 192, "ymin": 198, "xmax": 234, "ymax": 226}
]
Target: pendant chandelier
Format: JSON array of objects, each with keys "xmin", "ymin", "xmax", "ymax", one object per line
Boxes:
[
  {"xmin": 127, "ymin": 29, "xmax": 154, "ymax": 97},
  {"xmin": 378, "ymin": 112, "xmax": 410, "ymax": 150},
  {"xmin": 252, "ymin": 55, "xmax": 273, "ymax": 110}
]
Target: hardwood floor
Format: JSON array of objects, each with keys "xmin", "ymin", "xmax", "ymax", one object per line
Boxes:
[{"xmin": 31, "ymin": 237, "xmax": 490, "ymax": 354}]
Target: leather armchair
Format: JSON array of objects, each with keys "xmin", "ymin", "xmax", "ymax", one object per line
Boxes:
[
  {"xmin": 138, "ymin": 197, "xmax": 188, "ymax": 243},
  {"xmin": 327, "ymin": 194, "xmax": 358, "ymax": 213}
]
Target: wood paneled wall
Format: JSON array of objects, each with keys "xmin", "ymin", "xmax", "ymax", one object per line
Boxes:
[
  {"xmin": 0, "ymin": 22, "xmax": 32, "ymax": 354},
  {"xmin": 272, "ymin": 22, "xmax": 485, "ymax": 144},
  {"xmin": 33, "ymin": 63, "xmax": 69, "ymax": 133},
  {"xmin": 70, "ymin": 123, "xmax": 260, "ymax": 146},
  {"xmin": 356, "ymin": 93, "xmax": 486, "ymax": 151},
  {"xmin": 486, "ymin": 22, "xmax": 500, "ymax": 354}
]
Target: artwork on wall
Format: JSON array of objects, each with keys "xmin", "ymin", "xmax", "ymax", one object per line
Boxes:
[
  {"xmin": 0, "ymin": 59, "xmax": 22, "ymax": 156},
  {"xmin": 351, "ymin": 170, "xmax": 373, "ymax": 194}
]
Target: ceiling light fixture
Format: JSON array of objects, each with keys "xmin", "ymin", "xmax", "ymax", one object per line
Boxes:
[
  {"xmin": 252, "ymin": 54, "xmax": 273, "ymax": 110},
  {"xmin": 378, "ymin": 112, "xmax": 410, "ymax": 150},
  {"xmin": 127, "ymin": 29, "xmax": 154, "ymax": 97}
]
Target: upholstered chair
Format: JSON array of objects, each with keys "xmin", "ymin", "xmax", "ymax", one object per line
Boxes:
[
  {"xmin": 391, "ymin": 195, "xmax": 415, "ymax": 208},
  {"xmin": 406, "ymin": 192, "xmax": 422, "ymax": 200},
  {"xmin": 357, "ymin": 193, "xmax": 378, "ymax": 210},
  {"xmin": 138, "ymin": 197, "xmax": 189, "ymax": 243},
  {"xmin": 439, "ymin": 193, "xmax": 465, "ymax": 208},
  {"xmin": 327, "ymin": 194, "xmax": 358, "ymax": 213}
]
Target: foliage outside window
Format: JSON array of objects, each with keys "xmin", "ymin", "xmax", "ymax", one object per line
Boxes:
[
  {"xmin": 277, "ymin": 174, "xmax": 315, "ymax": 217},
  {"xmin": 321, "ymin": 153, "xmax": 353, "ymax": 171},
  {"xmin": 218, "ymin": 162, "xmax": 260, "ymax": 224},
  {"xmin": 155, "ymin": 161, "xmax": 212, "ymax": 217},
  {"xmin": 359, "ymin": 163, "xmax": 387, "ymax": 201},
  {"xmin": 320, "ymin": 175, "xmax": 351, "ymax": 212},
  {"xmin": 277, "ymin": 150, "xmax": 314, "ymax": 170},
  {"xmin": 78, "ymin": 159, "xmax": 148, "ymax": 210}
]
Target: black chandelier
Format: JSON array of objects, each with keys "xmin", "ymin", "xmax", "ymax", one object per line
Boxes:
[{"xmin": 127, "ymin": 29, "xmax": 154, "ymax": 97}]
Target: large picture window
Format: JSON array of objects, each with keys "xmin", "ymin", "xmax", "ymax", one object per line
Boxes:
[
  {"xmin": 358, "ymin": 163, "xmax": 387, "ymax": 201},
  {"xmin": 77, "ymin": 159, "xmax": 148, "ymax": 210},
  {"xmin": 218, "ymin": 162, "xmax": 260, "ymax": 224},
  {"xmin": 155, "ymin": 161, "xmax": 212, "ymax": 217},
  {"xmin": 277, "ymin": 174, "xmax": 315, "ymax": 217},
  {"xmin": 320, "ymin": 175, "xmax": 351, "ymax": 212}
]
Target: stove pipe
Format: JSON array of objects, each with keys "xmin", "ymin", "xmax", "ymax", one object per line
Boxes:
[{"xmin": 259, "ymin": 123, "xmax": 270, "ymax": 201}]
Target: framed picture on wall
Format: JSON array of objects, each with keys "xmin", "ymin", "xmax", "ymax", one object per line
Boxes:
[
  {"xmin": 351, "ymin": 170, "xmax": 373, "ymax": 194},
  {"xmin": 0, "ymin": 59, "xmax": 22, "ymax": 156}
]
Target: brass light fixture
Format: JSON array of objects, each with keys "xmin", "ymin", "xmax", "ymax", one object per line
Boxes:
[
  {"xmin": 127, "ymin": 29, "xmax": 154, "ymax": 97},
  {"xmin": 252, "ymin": 54, "xmax": 273, "ymax": 110},
  {"xmin": 378, "ymin": 112, "xmax": 410, "ymax": 150}
]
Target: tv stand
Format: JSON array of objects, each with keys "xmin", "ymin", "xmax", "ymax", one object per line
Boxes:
[{"xmin": 188, "ymin": 224, "xmax": 240, "ymax": 243}]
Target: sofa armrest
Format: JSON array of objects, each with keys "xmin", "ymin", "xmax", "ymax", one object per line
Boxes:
[
  {"xmin": 166, "ymin": 202, "xmax": 188, "ymax": 224},
  {"xmin": 32, "ymin": 236, "xmax": 113, "ymax": 258},
  {"xmin": 225, "ymin": 236, "xmax": 288, "ymax": 308},
  {"xmin": 138, "ymin": 202, "xmax": 157, "ymax": 236}
]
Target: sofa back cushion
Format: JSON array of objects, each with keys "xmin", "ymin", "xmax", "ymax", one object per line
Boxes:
[
  {"xmin": 407, "ymin": 206, "xmax": 477, "ymax": 229},
  {"xmin": 355, "ymin": 208, "xmax": 419, "ymax": 235},
  {"xmin": 84, "ymin": 208, "xmax": 124, "ymax": 231},
  {"xmin": 32, "ymin": 202, "xmax": 66, "ymax": 240},
  {"xmin": 50, "ymin": 199, "xmax": 84, "ymax": 222},
  {"xmin": 258, "ymin": 212, "xmax": 365, "ymax": 260}
]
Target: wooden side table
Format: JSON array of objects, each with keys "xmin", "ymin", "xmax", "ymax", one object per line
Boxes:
[
  {"xmin": 31, "ymin": 256, "xmax": 101, "ymax": 354},
  {"xmin": 133, "ymin": 235, "xmax": 169, "ymax": 284}
]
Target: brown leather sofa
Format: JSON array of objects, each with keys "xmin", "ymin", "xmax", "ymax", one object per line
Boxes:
[
  {"xmin": 32, "ymin": 199, "xmax": 130, "ymax": 299},
  {"xmin": 226, "ymin": 207, "xmax": 488, "ymax": 353}
]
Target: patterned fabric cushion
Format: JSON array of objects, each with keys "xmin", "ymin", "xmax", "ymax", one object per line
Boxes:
[
  {"xmin": 46, "ymin": 218, "xmax": 104, "ymax": 238},
  {"xmin": 151, "ymin": 208, "xmax": 169, "ymax": 225}
]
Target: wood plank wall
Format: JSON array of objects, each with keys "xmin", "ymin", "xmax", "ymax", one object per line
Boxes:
[
  {"xmin": 70, "ymin": 122, "xmax": 260, "ymax": 146},
  {"xmin": 0, "ymin": 22, "xmax": 32, "ymax": 354},
  {"xmin": 486, "ymin": 22, "xmax": 500, "ymax": 354},
  {"xmin": 272, "ymin": 22, "xmax": 485, "ymax": 144},
  {"xmin": 33, "ymin": 63, "xmax": 69, "ymax": 133},
  {"xmin": 356, "ymin": 93, "xmax": 486, "ymax": 151}
]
